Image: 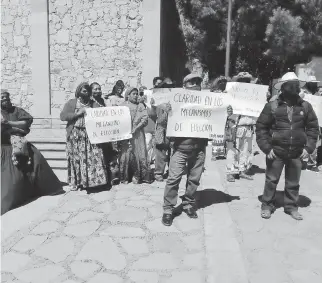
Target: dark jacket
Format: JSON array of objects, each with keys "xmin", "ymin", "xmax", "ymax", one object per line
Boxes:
[
  {"xmin": 60, "ymin": 98, "xmax": 93, "ymax": 138},
  {"xmin": 256, "ymin": 95, "xmax": 319, "ymax": 159}
]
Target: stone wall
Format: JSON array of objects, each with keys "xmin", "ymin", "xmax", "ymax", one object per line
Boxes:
[
  {"xmin": 48, "ymin": 0, "xmax": 144, "ymax": 116},
  {"xmin": 1, "ymin": 0, "xmax": 33, "ymax": 111}
]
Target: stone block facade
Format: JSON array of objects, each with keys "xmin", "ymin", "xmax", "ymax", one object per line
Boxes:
[
  {"xmin": 48, "ymin": 0, "xmax": 144, "ymax": 116},
  {"xmin": 1, "ymin": 0, "xmax": 33, "ymax": 110},
  {"xmin": 1, "ymin": 0, "xmax": 159, "ymax": 118}
]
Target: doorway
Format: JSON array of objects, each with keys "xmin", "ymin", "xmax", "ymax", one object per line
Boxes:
[{"xmin": 160, "ymin": 0, "xmax": 188, "ymax": 87}]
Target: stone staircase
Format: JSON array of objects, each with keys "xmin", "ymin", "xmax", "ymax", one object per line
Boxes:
[{"xmin": 28, "ymin": 118, "xmax": 67, "ymax": 183}]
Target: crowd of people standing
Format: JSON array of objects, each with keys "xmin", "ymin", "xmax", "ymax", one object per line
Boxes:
[{"xmin": 1, "ymin": 71, "xmax": 321, "ymax": 223}]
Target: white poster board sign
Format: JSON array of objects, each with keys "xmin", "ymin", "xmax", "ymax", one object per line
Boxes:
[
  {"xmin": 226, "ymin": 82, "xmax": 268, "ymax": 117},
  {"xmin": 85, "ymin": 106, "xmax": 132, "ymax": 144},
  {"xmin": 302, "ymin": 94, "xmax": 322, "ymax": 126},
  {"xmin": 147, "ymin": 88, "xmax": 229, "ymax": 139}
]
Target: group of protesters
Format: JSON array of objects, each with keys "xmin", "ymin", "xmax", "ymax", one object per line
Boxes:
[{"xmin": 1, "ymin": 71, "xmax": 321, "ymax": 223}]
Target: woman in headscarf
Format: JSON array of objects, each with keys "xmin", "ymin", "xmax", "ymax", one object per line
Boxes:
[
  {"xmin": 91, "ymin": 82, "xmax": 120, "ymax": 183},
  {"xmin": 210, "ymin": 76, "xmax": 231, "ymax": 161},
  {"xmin": 119, "ymin": 87, "xmax": 151, "ymax": 184},
  {"xmin": 60, "ymin": 82, "xmax": 109, "ymax": 191},
  {"xmin": 105, "ymin": 80, "xmax": 125, "ymax": 106},
  {"xmin": 90, "ymin": 82, "xmax": 106, "ymax": 107},
  {"xmin": 1, "ymin": 90, "xmax": 63, "ymax": 214},
  {"xmin": 90, "ymin": 82, "xmax": 120, "ymax": 184}
]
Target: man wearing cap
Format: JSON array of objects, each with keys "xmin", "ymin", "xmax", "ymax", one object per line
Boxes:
[
  {"xmin": 256, "ymin": 72, "xmax": 319, "ymax": 220},
  {"xmin": 162, "ymin": 73, "xmax": 208, "ymax": 226}
]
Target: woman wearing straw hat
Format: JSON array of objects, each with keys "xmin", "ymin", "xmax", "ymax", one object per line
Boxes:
[
  {"xmin": 256, "ymin": 72, "xmax": 319, "ymax": 220},
  {"xmin": 225, "ymin": 72, "xmax": 257, "ymax": 182}
]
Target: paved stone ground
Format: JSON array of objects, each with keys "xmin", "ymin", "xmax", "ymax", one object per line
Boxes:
[
  {"xmin": 214, "ymin": 153, "xmax": 322, "ymax": 283},
  {"xmin": 1, "ymin": 148, "xmax": 322, "ymax": 283}
]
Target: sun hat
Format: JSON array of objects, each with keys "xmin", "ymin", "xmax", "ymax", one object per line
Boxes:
[
  {"xmin": 273, "ymin": 72, "xmax": 306, "ymax": 90},
  {"xmin": 159, "ymin": 77, "xmax": 175, "ymax": 88},
  {"xmin": 306, "ymin": 75, "xmax": 320, "ymax": 83},
  {"xmin": 183, "ymin": 73, "xmax": 202, "ymax": 85},
  {"xmin": 232, "ymin": 72, "xmax": 253, "ymax": 82}
]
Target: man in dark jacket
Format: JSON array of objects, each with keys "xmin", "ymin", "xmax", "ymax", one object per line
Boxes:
[
  {"xmin": 162, "ymin": 73, "xmax": 208, "ymax": 226},
  {"xmin": 256, "ymin": 72, "xmax": 319, "ymax": 221}
]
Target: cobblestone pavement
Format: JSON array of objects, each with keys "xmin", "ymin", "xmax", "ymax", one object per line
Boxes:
[
  {"xmin": 214, "ymin": 153, "xmax": 322, "ymax": 283},
  {"xmin": 1, "ymin": 149, "xmax": 321, "ymax": 283}
]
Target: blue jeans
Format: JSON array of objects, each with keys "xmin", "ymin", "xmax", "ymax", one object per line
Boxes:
[
  {"xmin": 163, "ymin": 148, "xmax": 205, "ymax": 214},
  {"xmin": 261, "ymin": 156, "xmax": 302, "ymax": 212}
]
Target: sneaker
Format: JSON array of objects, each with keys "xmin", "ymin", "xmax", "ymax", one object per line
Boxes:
[
  {"xmin": 155, "ymin": 175, "xmax": 164, "ymax": 182},
  {"xmin": 226, "ymin": 174, "xmax": 235, "ymax": 182},
  {"xmin": 261, "ymin": 208, "xmax": 272, "ymax": 219},
  {"xmin": 240, "ymin": 172, "xmax": 253, "ymax": 180},
  {"xmin": 132, "ymin": 177, "xmax": 139, "ymax": 184},
  {"xmin": 161, "ymin": 213, "xmax": 173, "ymax": 226},
  {"xmin": 285, "ymin": 210, "xmax": 303, "ymax": 221}
]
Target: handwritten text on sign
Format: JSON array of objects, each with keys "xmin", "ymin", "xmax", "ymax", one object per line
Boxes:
[
  {"xmin": 148, "ymin": 88, "xmax": 232, "ymax": 109},
  {"xmin": 85, "ymin": 106, "xmax": 132, "ymax": 144},
  {"xmin": 148, "ymin": 88, "xmax": 229, "ymax": 139},
  {"xmin": 225, "ymin": 82, "xmax": 268, "ymax": 117}
]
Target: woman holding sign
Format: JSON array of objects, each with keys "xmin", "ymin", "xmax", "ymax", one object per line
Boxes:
[
  {"xmin": 90, "ymin": 82, "xmax": 120, "ymax": 185},
  {"xmin": 60, "ymin": 82, "xmax": 109, "ymax": 191},
  {"xmin": 119, "ymin": 87, "xmax": 151, "ymax": 184},
  {"xmin": 225, "ymin": 72, "xmax": 257, "ymax": 182}
]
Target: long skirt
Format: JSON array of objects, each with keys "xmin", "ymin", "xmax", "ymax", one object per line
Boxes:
[
  {"xmin": 119, "ymin": 129, "xmax": 150, "ymax": 183},
  {"xmin": 1, "ymin": 143, "xmax": 63, "ymax": 215},
  {"xmin": 67, "ymin": 127, "xmax": 108, "ymax": 188},
  {"xmin": 226, "ymin": 134, "xmax": 253, "ymax": 175}
]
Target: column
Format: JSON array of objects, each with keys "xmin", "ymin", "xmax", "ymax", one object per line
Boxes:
[
  {"xmin": 141, "ymin": 0, "xmax": 161, "ymax": 88},
  {"xmin": 30, "ymin": 0, "xmax": 51, "ymax": 117}
]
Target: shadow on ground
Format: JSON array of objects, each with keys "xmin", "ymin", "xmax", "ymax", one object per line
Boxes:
[
  {"xmin": 196, "ymin": 189, "xmax": 240, "ymax": 210},
  {"xmin": 171, "ymin": 189, "xmax": 240, "ymax": 219},
  {"xmin": 7, "ymin": 189, "xmax": 67, "ymax": 215},
  {"xmin": 258, "ymin": 191, "xmax": 311, "ymax": 209},
  {"xmin": 83, "ymin": 184, "xmax": 112, "ymax": 194}
]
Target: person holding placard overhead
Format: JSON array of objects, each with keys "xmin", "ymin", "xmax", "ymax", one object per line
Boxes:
[
  {"xmin": 225, "ymin": 72, "xmax": 257, "ymax": 182},
  {"xmin": 256, "ymin": 72, "xmax": 319, "ymax": 220},
  {"xmin": 60, "ymin": 82, "xmax": 109, "ymax": 191},
  {"xmin": 162, "ymin": 73, "xmax": 208, "ymax": 226}
]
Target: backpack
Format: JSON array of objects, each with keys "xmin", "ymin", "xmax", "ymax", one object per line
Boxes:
[{"xmin": 270, "ymin": 99, "xmax": 309, "ymax": 123}]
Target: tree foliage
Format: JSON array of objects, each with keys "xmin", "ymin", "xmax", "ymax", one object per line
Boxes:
[
  {"xmin": 265, "ymin": 7, "xmax": 304, "ymax": 67},
  {"xmin": 175, "ymin": 0, "xmax": 322, "ymax": 83}
]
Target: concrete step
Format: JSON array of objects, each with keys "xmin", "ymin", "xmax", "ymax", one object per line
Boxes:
[
  {"xmin": 32, "ymin": 142, "xmax": 66, "ymax": 151},
  {"xmin": 42, "ymin": 150, "xmax": 67, "ymax": 160},
  {"xmin": 28, "ymin": 128, "xmax": 66, "ymax": 142},
  {"xmin": 53, "ymin": 168, "xmax": 67, "ymax": 183},
  {"xmin": 47, "ymin": 159, "xmax": 67, "ymax": 169}
]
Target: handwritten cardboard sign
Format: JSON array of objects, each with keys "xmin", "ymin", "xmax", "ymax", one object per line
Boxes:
[
  {"xmin": 302, "ymin": 93, "xmax": 322, "ymax": 126},
  {"xmin": 85, "ymin": 106, "xmax": 132, "ymax": 144},
  {"xmin": 225, "ymin": 82, "xmax": 268, "ymax": 117},
  {"xmin": 146, "ymin": 88, "xmax": 229, "ymax": 139}
]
